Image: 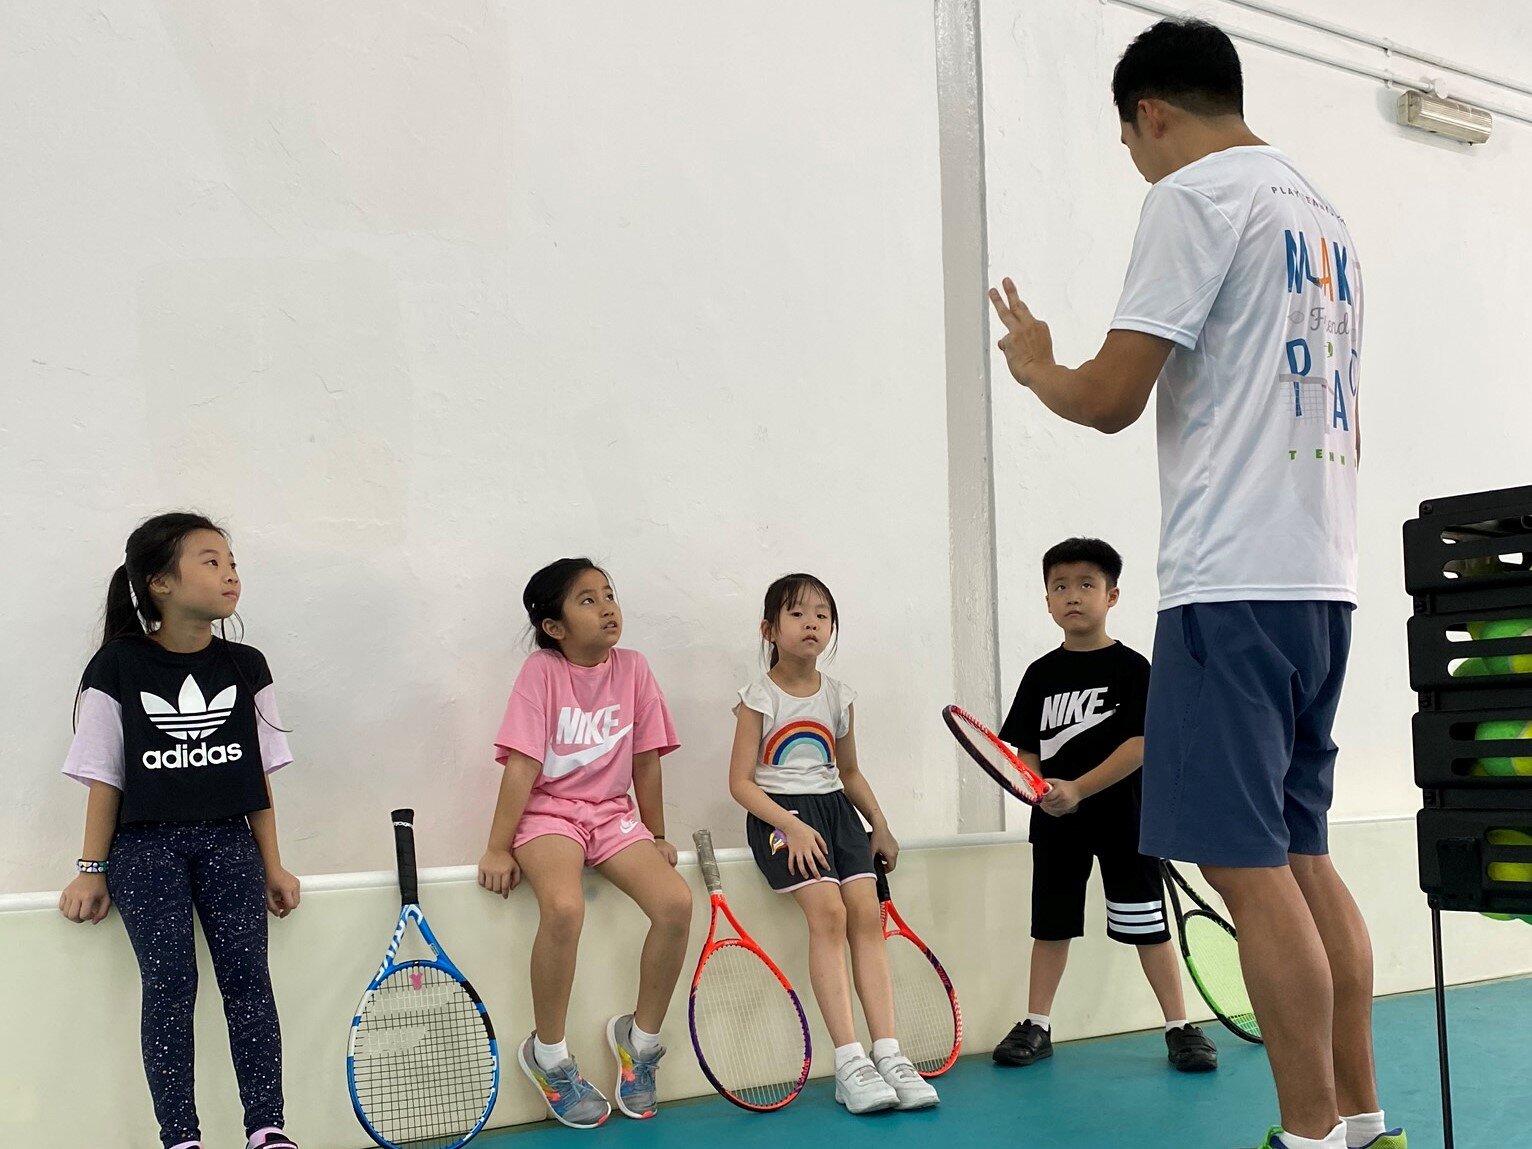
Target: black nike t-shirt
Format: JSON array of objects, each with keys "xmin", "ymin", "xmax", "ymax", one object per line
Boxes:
[
  {"xmin": 998, "ymin": 641, "xmax": 1150, "ymax": 830},
  {"xmin": 62, "ymin": 636, "xmax": 291, "ymax": 825}
]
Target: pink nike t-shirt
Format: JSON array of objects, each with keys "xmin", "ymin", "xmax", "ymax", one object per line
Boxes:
[{"xmin": 494, "ymin": 647, "xmax": 679, "ymax": 803}]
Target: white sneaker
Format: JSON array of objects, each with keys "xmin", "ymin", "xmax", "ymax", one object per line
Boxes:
[
  {"xmin": 834, "ymin": 1054, "xmax": 899, "ymax": 1114},
  {"xmin": 875, "ymin": 1053, "xmax": 939, "ymax": 1110}
]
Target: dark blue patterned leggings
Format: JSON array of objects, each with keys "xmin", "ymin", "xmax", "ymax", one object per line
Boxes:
[{"xmin": 108, "ymin": 818, "xmax": 284, "ymax": 1148}]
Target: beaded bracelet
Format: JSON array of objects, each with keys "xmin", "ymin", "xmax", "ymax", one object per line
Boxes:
[{"xmin": 76, "ymin": 858, "xmax": 109, "ymax": 875}]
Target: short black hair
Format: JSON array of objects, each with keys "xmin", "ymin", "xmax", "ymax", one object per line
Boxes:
[
  {"xmin": 1042, "ymin": 538, "xmax": 1123, "ymax": 587},
  {"xmin": 1112, "ymin": 19, "xmax": 1243, "ymax": 123},
  {"xmin": 761, "ymin": 572, "xmax": 839, "ymax": 668}
]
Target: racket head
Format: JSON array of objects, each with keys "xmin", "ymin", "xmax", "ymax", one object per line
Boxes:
[
  {"xmin": 1180, "ymin": 910, "xmax": 1262, "ymax": 1044},
  {"xmin": 348, "ymin": 952, "xmax": 500, "ymax": 1148},
  {"xmin": 884, "ymin": 932, "xmax": 961, "ymax": 1076},
  {"xmin": 1160, "ymin": 862, "xmax": 1262, "ymax": 1045},
  {"xmin": 689, "ymin": 937, "xmax": 812, "ymax": 1111},
  {"xmin": 942, "ymin": 704, "xmax": 1050, "ymax": 805}
]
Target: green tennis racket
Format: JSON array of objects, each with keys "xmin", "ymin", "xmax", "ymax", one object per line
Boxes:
[{"xmin": 1161, "ymin": 861, "xmax": 1262, "ymax": 1044}]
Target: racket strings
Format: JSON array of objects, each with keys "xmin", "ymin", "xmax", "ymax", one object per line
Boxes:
[
  {"xmin": 1183, "ymin": 914, "xmax": 1261, "ymax": 1038},
  {"xmin": 692, "ymin": 943, "xmax": 808, "ymax": 1108},
  {"xmin": 885, "ymin": 934, "xmax": 958, "ymax": 1073},
  {"xmin": 954, "ymin": 719, "xmax": 1042, "ymax": 801},
  {"xmin": 353, "ymin": 965, "xmax": 496, "ymax": 1146}
]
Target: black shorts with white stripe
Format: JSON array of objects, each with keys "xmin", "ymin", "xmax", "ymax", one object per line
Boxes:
[{"xmin": 1030, "ymin": 831, "xmax": 1171, "ymax": 946}]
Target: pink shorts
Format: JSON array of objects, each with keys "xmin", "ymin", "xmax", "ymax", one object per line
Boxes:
[{"xmin": 513, "ymin": 793, "xmax": 654, "ymax": 867}]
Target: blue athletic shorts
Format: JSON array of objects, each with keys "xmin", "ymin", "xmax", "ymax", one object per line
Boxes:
[{"xmin": 1140, "ymin": 600, "xmax": 1354, "ymax": 868}]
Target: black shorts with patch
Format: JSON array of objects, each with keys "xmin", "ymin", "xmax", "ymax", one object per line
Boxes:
[
  {"xmin": 746, "ymin": 790, "xmax": 876, "ymax": 892},
  {"xmin": 1030, "ymin": 803, "xmax": 1170, "ymax": 945}
]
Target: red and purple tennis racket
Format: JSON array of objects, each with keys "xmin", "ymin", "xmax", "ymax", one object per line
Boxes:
[
  {"xmin": 688, "ymin": 829, "xmax": 811, "ymax": 1111},
  {"xmin": 876, "ymin": 858, "xmax": 961, "ymax": 1076},
  {"xmin": 942, "ymin": 704, "xmax": 1051, "ymax": 806}
]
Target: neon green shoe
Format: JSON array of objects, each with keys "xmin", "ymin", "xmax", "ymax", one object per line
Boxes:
[{"xmin": 1246, "ymin": 1127, "xmax": 1406, "ymax": 1148}]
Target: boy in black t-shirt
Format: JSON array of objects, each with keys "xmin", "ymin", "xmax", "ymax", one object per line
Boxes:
[{"xmin": 991, "ymin": 538, "xmax": 1217, "ymax": 1073}]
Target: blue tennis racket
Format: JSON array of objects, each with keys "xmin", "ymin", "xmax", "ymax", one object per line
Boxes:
[{"xmin": 347, "ymin": 808, "xmax": 500, "ymax": 1149}]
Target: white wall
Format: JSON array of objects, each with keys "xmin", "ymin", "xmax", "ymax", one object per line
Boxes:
[
  {"xmin": 982, "ymin": 0, "xmax": 1532, "ymax": 830},
  {"xmin": 0, "ymin": 2, "xmax": 953, "ymax": 893},
  {"xmin": 4, "ymin": 824, "xmax": 1527, "ymax": 1148},
  {"xmin": 4, "ymin": 2, "xmax": 1532, "ymax": 1144}
]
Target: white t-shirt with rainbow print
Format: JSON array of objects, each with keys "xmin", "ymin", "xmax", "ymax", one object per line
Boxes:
[{"xmin": 734, "ymin": 672, "xmax": 855, "ymax": 796}]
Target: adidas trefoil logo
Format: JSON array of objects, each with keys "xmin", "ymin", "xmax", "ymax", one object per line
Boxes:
[
  {"xmin": 139, "ymin": 676, "xmax": 244, "ymax": 771},
  {"xmin": 141, "ymin": 676, "xmax": 237, "ymax": 741}
]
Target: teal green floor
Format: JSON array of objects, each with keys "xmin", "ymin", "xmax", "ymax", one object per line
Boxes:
[{"xmin": 476, "ymin": 977, "xmax": 1529, "ymax": 1147}]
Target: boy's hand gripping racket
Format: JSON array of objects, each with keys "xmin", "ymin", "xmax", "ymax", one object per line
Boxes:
[
  {"xmin": 347, "ymin": 809, "xmax": 501, "ymax": 1148},
  {"xmin": 688, "ymin": 829, "xmax": 811, "ymax": 1111},
  {"xmin": 942, "ymin": 704, "xmax": 1051, "ymax": 806},
  {"xmin": 1161, "ymin": 860, "xmax": 1262, "ymax": 1044},
  {"xmin": 875, "ymin": 858, "xmax": 962, "ymax": 1076}
]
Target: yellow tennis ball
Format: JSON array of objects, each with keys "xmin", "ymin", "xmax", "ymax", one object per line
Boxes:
[
  {"xmin": 1487, "ymin": 828, "xmax": 1532, "ymax": 846},
  {"xmin": 1476, "ymin": 619, "xmax": 1532, "ymax": 675},
  {"xmin": 1473, "ymin": 720, "xmax": 1532, "ymax": 776},
  {"xmin": 1486, "ymin": 828, "xmax": 1532, "ymax": 883},
  {"xmin": 1488, "ymin": 864, "xmax": 1532, "ymax": 882}
]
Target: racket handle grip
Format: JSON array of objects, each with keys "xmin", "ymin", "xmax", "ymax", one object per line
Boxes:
[
  {"xmin": 392, "ymin": 808, "xmax": 419, "ymax": 907},
  {"xmin": 874, "ymin": 853, "xmax": 891, "ymax": 903},
  {"xmin": 692, "ymin": 829, "xmax": 723, "ymax": 893}
]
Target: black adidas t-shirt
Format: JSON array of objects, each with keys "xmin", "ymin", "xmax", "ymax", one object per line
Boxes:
[
  {"xmin": 998, "ymin": 641, "xmax": 1150, "ymax": 831},
  {"xmin": 67, "ymin": 636, "xmax": 279, "ymax": 825}
]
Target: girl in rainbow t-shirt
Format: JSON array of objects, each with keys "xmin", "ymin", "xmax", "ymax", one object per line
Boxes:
[{"xmin": 728, "ymin": 573, "xmax": 938, "ymax": 1115}]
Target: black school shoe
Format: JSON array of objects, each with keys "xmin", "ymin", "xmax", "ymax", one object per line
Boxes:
[
  {"xmin": 992, "ymin": 1019, "xmax": 1053, "ymax": 1066},
  {"xmin": 1166, "ymin": 1023, "xmax": 1218, "ymax": 1072}
]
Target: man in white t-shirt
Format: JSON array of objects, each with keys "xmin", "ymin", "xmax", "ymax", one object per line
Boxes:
[{"xmin": 988, "ymin": 20, "xmax": 1399, "ymax": 1149}]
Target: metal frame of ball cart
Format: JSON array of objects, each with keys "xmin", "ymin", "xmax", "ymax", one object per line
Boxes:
[{"xmin": 1404, "ymin": 484, "xmax": 1532, "ymax": 1149}]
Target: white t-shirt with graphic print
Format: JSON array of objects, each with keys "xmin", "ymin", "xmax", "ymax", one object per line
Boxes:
[
  {"xmin": 735, "ymin": 673, "xmax": 855, "ymax": 796},
  {"xmin": 1111, "ymin": 145, "xmax": 1362, "ymax": 611}
]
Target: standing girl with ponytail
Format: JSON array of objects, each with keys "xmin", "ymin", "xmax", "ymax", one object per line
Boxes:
[{"xmin": 57, "ymin": 512, "xmax": 302, "ymax": 1149}]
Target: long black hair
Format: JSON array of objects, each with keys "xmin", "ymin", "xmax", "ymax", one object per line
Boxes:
[
  {"xmin": 761, "ymin": 573, "xmax": 839, "ymax": 668},
  {"xmin": 80, "ymin": 512, "xmax": 286, "ymax": 734},
  {"xmin": 523, "ymin": 557, "xmax": 609, "ymax": 652},
  {"xmin": 102, "ymin": 512, "xmax": 228, "ymax": 647}
]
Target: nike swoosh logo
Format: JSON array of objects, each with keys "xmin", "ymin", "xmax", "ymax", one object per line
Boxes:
[
  {"xmin": 1039, "ymin": 708, "xmax": 1117, "ymax": 760},
  {"xmin": 542, "ymin": 723, "xmax": 634, "ymax": 779},
  {"xmin": 620, "ymin": 816, "xmax": 639, "ymax": 834}
]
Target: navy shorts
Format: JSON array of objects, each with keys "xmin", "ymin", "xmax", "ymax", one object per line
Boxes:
[
  {"xmin": 1141, "ymin": 600, "xmax": 1354, "ymax": 868},
  {"xmin": 746, "ymin": 791, "xmax": 876, "ymax": 892}
]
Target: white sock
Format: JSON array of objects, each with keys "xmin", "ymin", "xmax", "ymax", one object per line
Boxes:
[
  {"xmin": 630, "ymin": 1020, "xmax": 661, "ymax": 1056},
  {"xmin": 1342, "ymin": 1111, "xmax": 1386, "ymax": 1147},
  {"xmin": 870, "ymin": 1038, "xmax": 900, "ymax": 1063},
  {"xmin": 1164, "ymin": 1018, "xmax": 1189, "ymax": 1032},
  {"xmin": 1025, "ymin": 1013, "xmax": 1051, "ymax": 1032},
  {"xmin": 1277, "ymin": 1122, "xmax": 1346, "ymax": 1149},
  {"xmin": 534, "ymin": 1036, "xmax": 569, "ymax": 1071},
  {"xmin": 834, "ymin": 1041, "xmax": 867, "ymax": 1070},
  {"xmin": 171, "ymin": 1142, "xmax": 202, "ymax": 1149},
  {"xmin": 247, "ymin": 1131, "xmax": 284, "ymax": 1148}
]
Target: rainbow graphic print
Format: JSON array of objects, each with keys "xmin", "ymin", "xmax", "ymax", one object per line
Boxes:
[{"xmin": 762, "ymin": 719, "xmax": 835, "ymax": 769}]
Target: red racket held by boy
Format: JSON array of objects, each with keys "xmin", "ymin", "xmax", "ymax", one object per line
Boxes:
[
  {"xmin": 875, "ymin": 858, "xmax": 961, "ymax": 1077},
  {"xmin": 688, "ymin": 829, "xmax": 812, "ymax": 1112},
  {"xmin": 943, "ymin": 704, "xmax": 1052, "ymax": 805}
]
